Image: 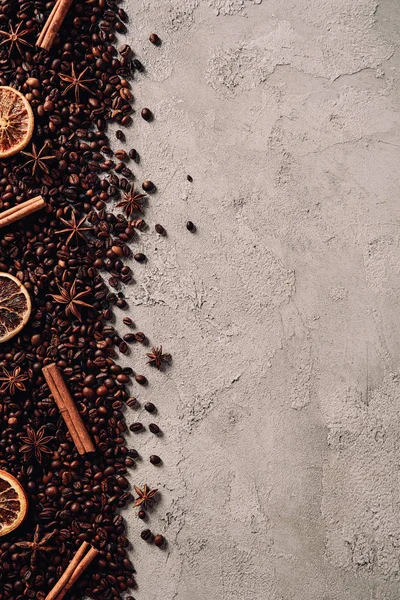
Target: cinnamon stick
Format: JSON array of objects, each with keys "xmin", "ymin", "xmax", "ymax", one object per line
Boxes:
[
  {"xmin": 42, "ymin": 363, "xmax": 95, "ymax": 454},
  {"xmin": 0, "ymin": 195, "xmax": 46, "ymax": 229},
  {"xmin": 55, "ymin": 546, "xmax": 99, "ymax": 600},
  {"xmin": 44, "ymin": 541, "xmax": 97, "ymax": 600},
  {"xmin": 37, "ymin": 0, "xmax": 74, "ymax": 51}
]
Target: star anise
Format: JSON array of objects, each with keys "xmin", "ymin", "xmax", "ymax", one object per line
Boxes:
[
  {"xmin": 56, "ymin": 212, "xmax": 93, "ymax": 246},
  {"xmin": 0, "ymin": 366, "xmax": 28, "ymax": 394},
  {"xmin": 20, "ymin": 143, "xmax": 56, "ymax": 177},
  {"xmin": 0, "ymin": 22, "xmax": 33, "ymax": 56},
  {"xmin": 50, "ymin": 279, "xmax": 93, "ymax": 321},
  {"xmin": 59, "ymin": 64, "xmax": 95, "ymax": 103},
  {"xmin": 20, "ymin": 425, "xmax": 54, "ymax": 463},
  {"xmin": 116, "ymin": 185, "xmax": 146, "ymax": 218},
  {"xmin": 146, "ymin": 346, "xmax": 171, "ymax": 370},
  {"xmin": 133, "ymin": 484, "xmax": 158, "ymax": 508},
  {"xmin": 16, "ymin": 525, "xmax": 55, "ymax": 570}
]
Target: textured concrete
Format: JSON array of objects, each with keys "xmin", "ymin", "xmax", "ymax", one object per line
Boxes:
[{"xmin": 115, "ymin": 1, "xmax": 400, "ymax": 598}]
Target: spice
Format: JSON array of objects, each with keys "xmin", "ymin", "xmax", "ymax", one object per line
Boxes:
[
  {"xmin": 19, "ymin": 425, "xmax": 54, "ymax": 463},
  {"xmin": 0, "ymin": 22, "xmax": 33, "ymax": 56},
  {"xmin": 49, "ymin": 279, "xmax": 93, "ymax": 321},
  {"xmin": 44, "ymin": 541, "xmax": 99, "ymax": 600},
  {"xmin": 0, "ymin": 195, "xmax": 46, "ymax": 229},
  {"xmin": 0, "ymin": 366, "xmax": 28, "ymax": 394},
  {"xmin": 134, "ymin": 485, "xmax": 158, "ymax": 508},
  {"xmin": 146, "ymin": 346, "xmax": 171, "ymax": 369},
  {"xmin": 37, "ymin": 0, "xmax": 74, "ymax": 51},
  {"xmin": 117, "ymin": 185, "xmax": 146, "ymax": 218},
  {"xmin": 42, "ymin": 363, "xmax": 95, "ymax": 455}
]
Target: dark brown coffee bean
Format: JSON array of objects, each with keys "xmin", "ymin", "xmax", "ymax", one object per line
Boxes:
[
  {"xmin": 140, "ymin": 529, "xmax": 152, "ymax": 541},
  {"xmin": 129, "ymin": 422, "xmax": 144, "ymax": 432},
  {"xmin": 142, "ymin": 179, "xmax": 155, "ymax": 192},
  {"xmin": 186, "ymin": 221, "xmax": 196, "ymax": 232},
  {"xmin": 149, "ymin": 33, "xmax": 161, "ymax": 45},
  {"xmin": 135, "ymin": 332, "xmax": 147, "ymax": 343},
  {"xmin": 144, "ymin": 402, "xmax": 156, "ymax": 413},
  {"xmin": 187, "ymin": 174, "xmax": 193, "ymax": 182},
  {"xmin": 149, "ymin": 423, "xmax": 160, "ymax": 434},
  {"xmin": 141, "ymin": 108, "xmax": 153, "ymax": 121},
  {"xmin": 154, "ymin": 534, "xmax": 165, "ymax": 547},
  {"xmin": 155, "ymin": 224, "xmax": 166, "ymax": 235},
  {"xmin": 135, "ymin": 375, "xmax": 147, "ymax": 385},
  {"xmin": 134, "ymin": 252, "xmax": 146, "ymax": 263},
  {"xmin": 150, "ymin": 455, "xmax": 161, "ymax": 465},
  {"xmin": 123, "ymin": 317, "xmax": 134, "ymax": 326},
  {"xmin": 138, "ymin": 510, "xmax": 146, "ymax": 519}
]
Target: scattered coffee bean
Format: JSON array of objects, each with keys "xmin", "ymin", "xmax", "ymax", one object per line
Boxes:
[
  {"xmin": 186, "ymin": 221, "xmax": 196, "ymax": 232},
  {"xmin": 135, "ymin": 375, "xmax": 148, "ymax": 385},
  {"xmin": 141, "ymin": 108, "xmax": 153, "ymax": 121},
  {"xmin": 138, "ymin": 510, "xmax": 147, "ymax": 519},
  {"xmin": 149, "ymin": 423, "xmax": 161, "ymax": 435},
  {"xmin": 150, "ymin": 455, "xmax": 162, "ymax": 465},
  {"xmin": 130, "ymin": 422, "xmax": 144, "ymax": 432},
  {"xmin": 154, "ymin": 534, "xmax": 165, "ymax": 547},
  {"xmin": 134, "ymin": 252, "xmax": 146, "ymax": 263},
  {"xmin": 149, "ymin": 33, "xmax": 161, "ymax": 45},
  {"xmin": 123, "ymin": 317, "xmax": 134, "ymax": 327},
  {"xmin": 187, "ymin": 175, "xmax": 193, "ymax": 182},
  {"xmin": 142, "ymin": 180, "xmax": 155, "ymax": 192},
  {"xmin": 136, "ymin": 332, "xmax": 147, "ymax": 343},
  {"xmin": 140, "ymin": 529, "xmax": 152, "ymax": 541},
  {"xmin": 155, "ymin": 224, "xmax": 166, "ymax": 236},
  {"xmin": 144, "ymin": 402, "xmax": 156, "ymax": 413}
]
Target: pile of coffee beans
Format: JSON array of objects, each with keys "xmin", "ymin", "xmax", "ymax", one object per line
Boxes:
[{"xmin": 0, "ymin": 0, "xmax": 162, "ymax": 598}]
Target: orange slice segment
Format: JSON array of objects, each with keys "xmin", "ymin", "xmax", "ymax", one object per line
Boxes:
[
  {"xmin": 0, "ymin": 470, "xmax": 28, "ymax": 537},
  {"xmin": 0, "ymin": 272, "xmax": 31, "ymax": 343},
  {"xmin": 0, "ymin": 86, "xmax": 34, "ymax": 158}
]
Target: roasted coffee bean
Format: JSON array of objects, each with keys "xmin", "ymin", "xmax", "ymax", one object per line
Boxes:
[
  {"xmin": 141, "ymin": 108, "xmax": 153, "ymax": 121},
  {"xmin": 135, "ymin": 332, "xmax": 147, "ymax": 343},
  {"xmin": 149, "ymin": 423, "xmax": 160, "ymax": 435},
  {"xmin": 150, "ymin": 455, "xmax": 161, "ymax": 465},
  {"xmin": 129, "ymin": 422, "xmax": 144, "ymax": 432},
  {"xmin": 142, "ymin": 179, "xmax": 155, "ymax": 192},
  {"xmin": 144, "ymin": 402, "xmax": 156, "ymax": 413},
  {"xmin": 134, "ymin": 252, "xmax": 146, "ymax": 263},
  {"xmin": 135, "ymin": 375, "xmax": 148, "ymax": 385},
  {"xmin": 140, "ymin": 529, "xmax": 152, "ymax": 541},
  {"xmin": 154, "ymin": 534, "xmax": 165, "ymax": 547},
  {"xmin": 186, "ymin": 221, "xmax": 196, "ymax": 232},
  {"xmin": 149, "ymin": 33, "xmax": 161, "ymax": 46},
  {"xmin": 187, "ymin": 174, "xmax": 193, "ymax": 182},
  {"xmin": 155, "ymin": 224, "xmax": 166, "ymax": 235}
]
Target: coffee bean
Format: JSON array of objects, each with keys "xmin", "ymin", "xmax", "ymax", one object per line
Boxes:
[
  {"xmin": 138, "ymin": 510, "xmax": 146, "ymax": 519},
  {"xmin": 149, "ymin": 423, "xmax": 160, "ymax": 434},
  {"xmin": 144, "ymin": 402, "xmax": 156, "ymax": 413},
  {"xmin": 155, "ymin": 224, "xmax": 166, "ymax": 235},
  {"xmin": 142, "ymin": 179, "xmax": 155, "ymax": 192},
  {"xmin": 123, "ymin": 317, "xmax": 134, "ymax": 326},
  {"xmin": 129, "ymin": 422, "xmax": 144, "ymax": 432},
  {"xmin": 187, "ymin": 175, "xmax": 193, "ymax": 182},
  {"xmin": 135, "ymin": 375, "xmax": 148, "ymax": 385},
  {"xmin": 150, "ymin": 455, "xmax": 161, "ymax": 465},
  {"xmin": 149, "ymin": 33, "xmax": 161, "ymax": 45},
  {"xmin": 154, "ymin": 534, "xmax": 165, "ymax": 547},
  {"xmin": 186, "ymin": 221, "xmax": 196, "ymax": 232},
  {"xmin": 141, "ymin": 108, "xmax": 153, "ymax": 121},
  {"xmin": 135, "ymin": 332, "xmax": 147, "ymax": 343},
  {"xmin": 140, "ymin": 529, "xmax": 152, "ymax": 541},
  {"xmin": 134, "ymin": 252, "xmax": 146, "ymax": 263}
]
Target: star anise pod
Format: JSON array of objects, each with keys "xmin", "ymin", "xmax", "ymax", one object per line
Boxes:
[
  {"xmin": 0, "ymin": 22, "xmax": 33, "ymax": 56},
  {"xmin": 50, "ymin": 279, "xmax": 93, "ymax": 321},
  {"xmin": 20, "ymin": 143, "xmax": 56, "ymax": 177},
  {"xmin": 16, "ymin": 525, "xmax": 55, "ymax": 570},
  {"xmin": 116, "ymin": 185, "xmax": 146, "ymax": 218},
  {"xmin": 0, "ymin": 366, "xmax": 28, "ymax": 394},
  {"xmin": 20, "ymin": 426, "xmax": 54, "ymax": 463},
  {"xmin": 56, "ymin": 212, "xmax": 93, "ymax": 246},
  {"xmin": 146, "ymin": 346, "xmax": 171, "ymax": 370},
  {"xmin": 133, "ymin": 484, "xmax": 158, "ymax": 508},
  {"xmin": 59, "ymin": 64, "xmax": 95, "ymax": 103}
]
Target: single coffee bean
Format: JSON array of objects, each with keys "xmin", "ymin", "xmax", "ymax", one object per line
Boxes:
[
  {"xmin": 123, "ymin": 317, "xmax": 134, "ymax": 326},
  {"xmin": 129, "ymin": 422, "xmax": 144, "ymax": 432},
  {"xmin": 138, "ymin": 510, "xmax": 146, "ymax": 519},
  {"xmin": 155, "ymin": 224, "xmax": 166, "ymax": 236},
  {"xmin": 149, "ymin": 33, "xmax": 161, "ymax": 45},
  {"xmin": 186, "ymin": 221, "xmax": 196, "ymax": 232},
  {"xmin": 150, "ymin": 455, "xmax": 161, "ymax": 465},
  {"xmin": 135, "ymin": 375, "xmax": 148, "ymax": 385},
  {"xmin": 144, "ymin": 402, "xmax": 156, "ymax": 413},
  {"xmin": 187, "ymin": 174, "xmax": 193, "ymax": 182},
  {"xmin": 154, "ymin": 534, "xmax": 165, "ymax": 547},
  {"xmin": 134, "ymin": 252, "xmax": 146, "ymax": 263},
  {"xmin": 141, "ymin": 108, "xmax": 153, "ymax": 121},
  {"xmin": 149, "ymin": 423, "xmax": 160, "ymax": 434},
  {"xmin": 140, "ymin": 529, "xmax": 152, "ymax": 541},
  {"xmin": 142, "ymin": 180, "xmax": 154, "ymax": 192},
  {"xmin": 135, "ymin": 332, "xmax": 146, "ymax": 343}
]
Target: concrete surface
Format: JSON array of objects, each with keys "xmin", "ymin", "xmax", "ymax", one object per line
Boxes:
[{"xmin": 114, "ymin": 1, "xmax": 400, "ymax": 598}]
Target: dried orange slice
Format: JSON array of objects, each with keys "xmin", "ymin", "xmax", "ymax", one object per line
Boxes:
[
  {"xmin": 0, "ymin": 86, "xmax": 34, "ymax": 158},
  {"xmin": 0, "ymin": 470, "xmax": 28, "ymax": 537},
  {"xmin": 0, "ymin": 273, "xmax": 31, "ymax": 343}
]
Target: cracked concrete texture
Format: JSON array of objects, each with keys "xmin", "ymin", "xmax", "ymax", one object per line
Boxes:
[{"xmin": 111, "ymin": 0, "xmax": 400, "ymax": 598}]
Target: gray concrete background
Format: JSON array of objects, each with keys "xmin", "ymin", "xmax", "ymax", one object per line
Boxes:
[{"xmin": 112, "ymin": 1, "xmax": 400, "ymax": 598}]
